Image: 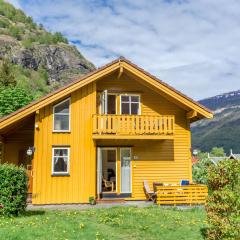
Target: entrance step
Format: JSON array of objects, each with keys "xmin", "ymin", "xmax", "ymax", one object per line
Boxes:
[{"xmin": 101, "ymin": 192, "xmax": 132, "ymax": 198}]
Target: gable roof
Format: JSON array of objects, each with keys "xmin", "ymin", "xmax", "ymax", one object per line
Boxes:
[
  {"xmin": 0, "ymin": 57, "xmax": 213, "ymax": 131},
  {"xmin": 209, "ymin": 156, "xmax": 226, "ymax": 165},
  {"xmin": 229, "ymin": 149, "xmax": 240, "ymax": 159},
  {"xmin": 229, "ymin": 154, "xmax": 240, "ymax": 160}
]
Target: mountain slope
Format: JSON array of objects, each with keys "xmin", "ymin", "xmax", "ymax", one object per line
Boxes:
[
  {"xmin": 0, "ymin": 0, "xmax": 95, "ymax": 97},
  {"xmin": 192, "ymin": 90, "xmax": 240, "ymax": 153}
]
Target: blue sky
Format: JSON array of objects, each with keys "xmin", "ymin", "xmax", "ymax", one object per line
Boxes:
[{"xmin": 6, "ymin": 0, "xmax": 240, "ymax": 99}]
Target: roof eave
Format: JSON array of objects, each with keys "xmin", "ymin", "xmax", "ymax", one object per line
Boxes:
[{"xmin": 0, "ymin": 57, "xmax": 213, "ymax": 131}]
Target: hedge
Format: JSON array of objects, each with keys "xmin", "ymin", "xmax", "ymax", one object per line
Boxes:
[
  {"xmin": 0, "ymin": 164, "xmax": 28, "ymax": 216},
  {"xmin": 192, "ymin": 157, "xmax": 213, "ymax": 184},
  {"xmin": 206, "ymin": 159, "xmax": 240, "ymax": 240}
]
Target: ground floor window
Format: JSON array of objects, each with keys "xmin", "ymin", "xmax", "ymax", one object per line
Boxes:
[{"xmin": 52, "ymin": 147, "xmax": 70, "ymax": 175}]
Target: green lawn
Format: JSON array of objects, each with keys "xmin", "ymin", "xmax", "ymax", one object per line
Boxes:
[{"xmin": 0, "ymin": 206, "xmax": 206, "ymax": 240}]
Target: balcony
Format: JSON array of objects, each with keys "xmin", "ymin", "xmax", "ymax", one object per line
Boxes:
[{"xmin": 92, "ymin": 114, "xmax": 174, "ymax": 139}]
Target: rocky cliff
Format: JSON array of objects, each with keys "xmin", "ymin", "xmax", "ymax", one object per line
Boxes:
[
  {"xmin": 0, "ymin": 35, "xmax": 95, "ymax": 88},
  {"xmin": 0, "ymin": 0, "xmax": 95, "ymax": 90}
]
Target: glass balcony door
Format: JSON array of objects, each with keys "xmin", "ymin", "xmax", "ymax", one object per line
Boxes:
[{"xmin": 100, "ymin": 90, "xmax": 116, "ymax": 114}]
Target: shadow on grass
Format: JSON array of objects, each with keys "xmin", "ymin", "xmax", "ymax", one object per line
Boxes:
[
  {"xmin": 23, "ymin": 210, "xmax": 45, "ymax": 217},
  {"xmin": 201, "ymin": 227, "xmax": 208, "ymax": 239}
]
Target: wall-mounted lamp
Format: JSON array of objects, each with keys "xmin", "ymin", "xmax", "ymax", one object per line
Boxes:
[{"xmin": 26, "ymin": 147, "xmax": 35, "ymax": 156}]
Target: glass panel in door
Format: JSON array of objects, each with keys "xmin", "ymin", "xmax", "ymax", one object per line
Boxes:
[
  {"xmin": 120, "ymin": 148, "xmax": 131, "ymax": 193},
  {"xmin": 107, "ymin": 95, "xmax": 116, "ymax": 114}
]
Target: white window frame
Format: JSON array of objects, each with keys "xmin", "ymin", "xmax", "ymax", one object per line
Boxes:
[
  {"xmin": 52, "ymin": 147, "xmax": 70, "ymax": 175},
  {"xmin": 53, "ymin": 98, "xmax": 71, "ymax": 132},
  {"xmin": 100, "ymin": 90, "xmax": 108, "ymax": 114},
  {"xmin": 120, "ymin": 94, "xmax": 141, "ymax": 115}
]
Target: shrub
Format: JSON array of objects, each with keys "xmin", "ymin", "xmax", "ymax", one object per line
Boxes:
[
  {"xmin": 8, "ymin": 25, "xmax": 23, "ymax": 40},
  {"xmin": 192, "ymin": 156, "xmax": 213, "ymax": 184},
  {"xmin": 206, "ymin": 159, "xmax": 240, "ymax": 240},
  {"xmin": 0, "ymin": 164, "xmax": 28, "ymax": 216},
  {"xmin": 0, "ymin": 58, "xmax": 16, "ymax": 87},
  {"xmin": 0, "ymin": 18, "xmax": 10, "ymax": 28}
]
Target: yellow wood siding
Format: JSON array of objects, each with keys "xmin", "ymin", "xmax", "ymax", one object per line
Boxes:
[
  {"xmin": 131, "ymin": 115, "xmax": 191, "ymax": 200},
  {"xmin": 96, "ymin": 73, "xmax": 192, "ymax": 200},
  {"xmin": 32, "ymin": 82, "xmax": 96, "ymax": 204}
]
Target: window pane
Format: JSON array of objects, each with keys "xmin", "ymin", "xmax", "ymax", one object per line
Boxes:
[
  {"xmin": 54, "ymin": 100, "xmax": 69, "ymax": 114},
  {"xmin": 107, "ymin": 95, "xmax": 116, "ymax": 114},
  {"xmin": 121, "ymin": 96, "xmax": 129, "ymax": 102},
  {"xmin": 121, "ymin": 103, "xmax": 130, "ymax": 114},
  {"xmin": 131, "ymin": 103, "xmax": 139, "ymax": 115},
  {"xmin": 131, "ymin": 96, "xmax": 139, "ymax": 102},
  {"xmin": 54, "ymin": 115, "xmax": 69, "ymax": 131},
  {"xmin": 54, "ymin": 149, "xmax": 68, "ymax": 157},
  {"xmin": 53, "ymin": 156, "xmax": 68, "ymax": 172}
]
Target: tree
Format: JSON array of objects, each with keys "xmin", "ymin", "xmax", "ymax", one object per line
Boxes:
[
  {"xmin": 0, "ymin": 87, "xmax": 34, "ymax": 117},
  {"xmin": 53, "ymin": 32, "xmax": 68, "ymax": 44},
  {"xmin": 0, "ymin": 59, "xmax": 16, "ymax": 87},
  {"xmin": 210, "ymin": 147, "xmax": 225, "ymax": 157}
]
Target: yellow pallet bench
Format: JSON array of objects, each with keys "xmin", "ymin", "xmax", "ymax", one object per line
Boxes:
[{"xmin": 156, "ymin": 185, "xmax": 208, "ymax": 206}]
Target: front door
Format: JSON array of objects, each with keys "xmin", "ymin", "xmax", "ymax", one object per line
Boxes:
[
  {"xmin": 120, "ymin": 148, "xmax": 132, "ymax": 193},
  {"xmin": 97, "ymin": 148, "xmax": 117, "ymax": 196}
]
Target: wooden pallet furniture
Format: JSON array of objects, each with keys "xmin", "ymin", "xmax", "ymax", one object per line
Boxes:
[{"xmin": 156, "ymin": 185, "xmax": 208, "ymax": 206}]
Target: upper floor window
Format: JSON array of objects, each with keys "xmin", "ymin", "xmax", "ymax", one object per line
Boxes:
[
  {"xmin": 53, "ymin": 98, "xmax": 70, "ymax": 132},
  {"xmin": 120, "ymin": 95, "xmax": 140, "ymax": 115},
  {"xmin": 52, "ymin": 147, "xmax": 70, "ymax": 175}
]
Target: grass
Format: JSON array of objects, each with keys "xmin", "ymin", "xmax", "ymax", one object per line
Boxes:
[{"xmin": 0, "ymin": 206, "xmax": 206, "ymax": 240}]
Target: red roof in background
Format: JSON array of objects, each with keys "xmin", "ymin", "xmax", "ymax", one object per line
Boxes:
[{"xmin": 192, "ymin": 156, "xmax": 199, "ymax": 164}]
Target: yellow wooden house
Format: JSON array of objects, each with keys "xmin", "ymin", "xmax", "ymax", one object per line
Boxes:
[{"xmin": 0, "ymin": 57, "xmax": 212, "ymax": 204}]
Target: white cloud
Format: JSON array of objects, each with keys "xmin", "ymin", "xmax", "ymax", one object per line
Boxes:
[{"xmin": 5, "ymin": 0, "xmax": 240, "ymax": 99}]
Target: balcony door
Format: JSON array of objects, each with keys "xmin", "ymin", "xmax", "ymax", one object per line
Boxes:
[{"xmin": 100, "ymin": 90, "xmax": 116, "ymax": 114}]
